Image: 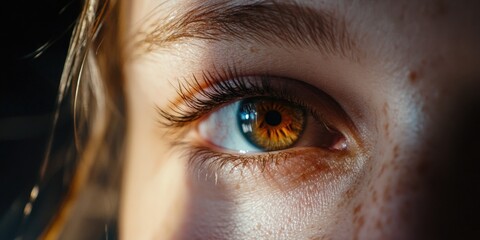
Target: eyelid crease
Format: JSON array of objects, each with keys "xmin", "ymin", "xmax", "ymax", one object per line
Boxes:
[{"xmin": 155, "ymin": 64, "xmax": 331, "ymax": 132}]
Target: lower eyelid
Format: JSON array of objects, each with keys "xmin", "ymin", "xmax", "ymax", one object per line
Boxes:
[{"xmin": 185, "ymin": 145, "xmax": 359, "ymax": 192}]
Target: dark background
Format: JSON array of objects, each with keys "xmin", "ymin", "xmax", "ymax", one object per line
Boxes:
[{"xmin": 1, "ymin": 0, "xmax": 80, "ymax": 223}]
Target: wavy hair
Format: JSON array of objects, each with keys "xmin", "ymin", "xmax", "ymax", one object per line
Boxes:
[{"xmin": 15, "ymin": 0, "xmax": 126, "ymax": 238}]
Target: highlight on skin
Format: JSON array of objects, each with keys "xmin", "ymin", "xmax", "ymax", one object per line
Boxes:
[
  {"xmin": 120, "ymin": 0, "xmax": 371, "ymax": 238},
  {"xmin": 120, "ymin": 0, "xmax": 480, "ymax": 239}
]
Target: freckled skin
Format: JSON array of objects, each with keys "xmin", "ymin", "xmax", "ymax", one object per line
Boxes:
[
  {"xmin": 408, "ymin": 71, "xmax": 418, "ymax": 84},
  {"xmin": 121, "ymin": 0, "xmax": 480, "ymax": 239}
]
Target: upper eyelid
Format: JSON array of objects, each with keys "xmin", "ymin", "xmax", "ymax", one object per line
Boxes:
[
  {"xmin": 135, "ymin": 1, "xmax": 359, "ymax": 61},
  {"xmin": 155, "ymin": 66, "xmax": 339, "ymax": 133},
  {"xmin": 155, "ymin": 69, "xmax": 276, "ymax": 128},
  {"xmin": 156, "ymin": 67, "xmax": 362, "ymax": 157}
]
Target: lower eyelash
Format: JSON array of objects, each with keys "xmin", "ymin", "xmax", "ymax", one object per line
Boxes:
[
  {"xmin": 180, "ymin": 143, "xmax": 354, "ymax": 191},
  {"xmin": 158, "ymin": 65, "xmax": 359, "ymax": 188},
  {"xmin": 185, "ymin": 145, "xmax": 284, "ymax": 175}
]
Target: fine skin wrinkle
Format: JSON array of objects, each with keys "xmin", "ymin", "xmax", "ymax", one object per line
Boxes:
[{"xmin": 120, "ymin": 0, "xmax": 480, "ymax": 239}]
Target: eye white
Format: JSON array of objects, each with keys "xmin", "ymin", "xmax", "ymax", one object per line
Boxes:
[{"xmin": 198, "ymin": 101, "xmax": 261, "ymax": 153}]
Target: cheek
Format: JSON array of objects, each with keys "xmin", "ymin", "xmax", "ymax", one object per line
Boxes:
[
  {"xmin": 121, "ymin": 156, "xmax": 188, "ymax": 239},
  {"xmin": 176, "ymin": 156, "xmax": 363, "ymax": 239},
  {"xmin": 179, "ymin": 180, "xmax": 331, "ymax": 239},
  {"xmin": 328, "ymin": 101, "xmax": 425, "ymax": 239}
]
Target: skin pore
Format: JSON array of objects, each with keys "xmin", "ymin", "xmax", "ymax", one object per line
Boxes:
[{"xmin": 120, "ymin": 0, "xmax": 480, "ymax": 239}]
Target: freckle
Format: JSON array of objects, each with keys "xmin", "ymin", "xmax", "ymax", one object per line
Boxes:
[
  {"xmin": 256, "ymin": 223, "xmax": 262, "ymax": 230},
  {"xmin": 345, "ymin": 187, "xmax": 355, "ymax": 199},
  {"xmin": 408, "ymin": 70, "xmax": 418, "ymax": 84},
  {"xmin": 353, "ymin": 203, "xmax": 362, "ymax": 215},
  {"xmin": 383, "ymin": 120, "xmax": 391, "ymax": 142},
  {"xmin": 378, "ymin": 164, "xmax": 387, "ymax": 178},
  {"xmin": 368, "ymin": 184, "xmax": 374, "ymax": 193},
  {"xmin": 393, "ymin": 145, "xmax": 399, "ymax": 160},
  {"xmin": 353, "ymin": 215, "xmax": 365, "ymax": 240},
  {"xmin": 357, "ymin": 216, "xmax": 365, "ymax": 227},
  {"xmin": 235, "ymin": 184, "xmax": 240, "ymax": 190},
  {"xmin": 383, "ymin": 186, "xmax": 392, "ymax": 202},
  {"xmin": 375, "ymin": 219, "xmax": 383, "ymax": 230},
  {"xmin": 372, "ymin": 190, "xmax": 378, "ymax": 203},
  {"xmin": 382, "ymin": 103, "xmax": 389, "ymax": 116},
  {"xmin": 384, "ymin": 122, "xmax": 389, "ymax": 136},
  {"xmin": 368, "ymin": 162, "xmax": 373, "ymax": 172},
  {"xmin": 250, "ymin": 47, "xmax": 259, "ymax": 53}
]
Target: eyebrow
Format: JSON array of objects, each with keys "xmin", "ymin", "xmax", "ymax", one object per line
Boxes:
[{"xmin": 141, "ymin": 0, "xmax": 358, "ymax": 59}]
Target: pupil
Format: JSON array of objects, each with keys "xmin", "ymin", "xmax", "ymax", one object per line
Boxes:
[{"xmin": 265, "ymin": 110, "xmax": 282, "ymax": 126}]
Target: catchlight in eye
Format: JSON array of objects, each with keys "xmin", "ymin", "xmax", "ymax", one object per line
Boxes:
[{"xmin": 238, "ymin": 97, "xmax": 306, "ymax": 151}]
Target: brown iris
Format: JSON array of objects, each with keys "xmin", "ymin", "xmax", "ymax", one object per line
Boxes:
[{"xmin": 238, "ymin": 97, "xmax": 306, "ymax": 151}]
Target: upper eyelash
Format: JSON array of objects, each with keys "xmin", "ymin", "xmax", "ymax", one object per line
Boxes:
[
  {"xmin": 155, "ymin": 66, "xmax": 352, "ymax": 181},
  {"xmin": 156, "ymin": 65, "xmax": 323, "ymax": 128}
]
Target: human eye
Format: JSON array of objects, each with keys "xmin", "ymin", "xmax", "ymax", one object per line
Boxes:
[
  {"xmin": 158, "ymin": 66, "xmax": 362, "ymax": 187},
  {"xmin": 198, "ymin": 95, "xmax": 345, "ymax": 153}
]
